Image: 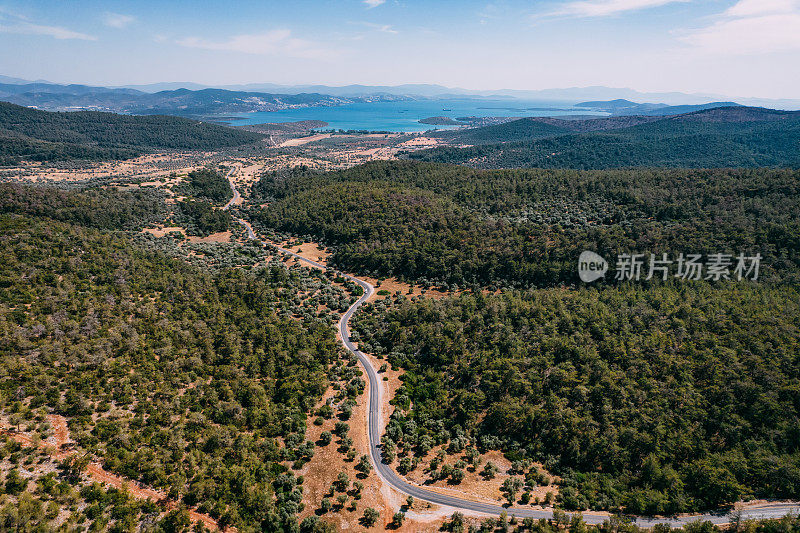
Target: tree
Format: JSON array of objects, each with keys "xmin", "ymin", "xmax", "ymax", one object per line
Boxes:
[
  {"xmin": 398, "ymin": 457, "xmax": 414, "ymax": 474},
  {"xmin": 502, "ymin": 477, "xmax": 523, "ymax": 505},
  {"xmin": 334, "ymin": 421, "xmax": 349, "ymax": 437},
  {"xmin": 335, "ymin": 471, "xmax": 349, "ymax": 492},
  {"xmin": 392, "ymin": 511, "xmax": 405, "ymax": 528},
  {"xmin": 361, "ymin": 507, "xmax": 379, "ymax": 527},
  {"xmin": 552, "ymin": 508, "xmax": 568, "ymax": 528},
  {"xmin": 446, "ymin": 512, "xmax": 465, "ymax": 533},
  {"xmin": 320, "ymin": 498, "xmax": 332, "ymax": 513},
  {"xmin": 482, "ymin": 461, "xmax": 499, "ymax": 480},
  {"xmin": 299, "ymin": 516, "xmax": 320, "ymax": 533},
  {"xmin": 570, "ymin": 513, "xmax": 588, "ymax": 533},
  {"xmin": 159, "ymin": 508, "xmax": 191, "ymax": 533},
  {"xmin": 687, "ymin": 462, "xmax": 745, "ymax": 508},
  {"xmin": 319, "ymin": 431, "xmax": 332, "ymax": 446},
  {"xmin": 356, "ymin": 454, "xmax": 372, "ymax": 476},
  {"xmin": 4, "ymin": 468, "xmax": 28, "ymax": 495}
]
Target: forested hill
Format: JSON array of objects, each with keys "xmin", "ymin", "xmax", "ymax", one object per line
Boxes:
[
  {"xmin": 0, "ymin": 102, "xmax": 263, "ymax": 164},
  {"xmin": 0, "ymin": 184, "xmax": 354, "ymax": 530},
  {"xmin": 251, "ymin": 161, "xmax": 800, "ymax": 289},
  {"xmin": 411, "ymin": 106, "xmax": 800, "ymax": 169},
  {"xmin": 436, "ymin": 118, "xmax": 574, "ymax": 144}
]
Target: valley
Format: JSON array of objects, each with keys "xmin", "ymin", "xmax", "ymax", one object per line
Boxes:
[{"xmin": 1, "ymin": 89, "xmax": 799, "ymax": 533}]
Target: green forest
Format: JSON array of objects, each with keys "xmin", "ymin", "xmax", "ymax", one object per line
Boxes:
[
  {"xmin": 409, "ymin": 108, "xmax": 800, "ymax": 169},
  {"xmin": 250, "ymin": 162, "xmax": 800, "ymax": 290},
  {"xmin": 249, "ymin": 159, "xmax": 800, "ymax": 516},
  {"xmin": 352, "ymin": 284, "xmax": 800, "ymax": 515},
  {"xmin": 0, "ymin": 184, "xmax": 357, "ymax": 531},
  {"xmin": 0, "ymin": 182, "xmax": 167, "ymax": 230},
  {"xmin": 174, "ymin": 168, "xmax": 233, "ymax": 204},
  {"xmin": 2, "ymin": 142, "xmax": 800, "ymax": 530},
  {"xmin": 0, "ymin": 102, "xmax": 263, "ymax": 164},
  {"xmin": 172, "ymin": 168, "xmax": 234, "ymax": 236}
]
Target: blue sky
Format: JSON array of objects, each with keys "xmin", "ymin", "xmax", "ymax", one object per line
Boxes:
[{"xmin": 1, "ymin": 0, "xmax": 799, "ymax": 98}]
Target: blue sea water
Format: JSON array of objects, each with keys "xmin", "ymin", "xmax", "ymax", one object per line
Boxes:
[{"xmin": 218, "ymin": 98, "xmax": 607, "ymax": 132}]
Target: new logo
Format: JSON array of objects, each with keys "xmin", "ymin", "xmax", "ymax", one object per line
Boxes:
[{"xmin": 578, "ymin": 251, "xmax": 608, "ymax": 282}]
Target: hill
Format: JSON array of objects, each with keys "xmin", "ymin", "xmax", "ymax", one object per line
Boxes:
[
  {"xmin": 433, "ymin": 117, "xmax": 573, "ymax": 144},
  {"xmin": 0, "ymin": 184, "xmax": 353, "ymax": 531},
  {"xmin": 575, "ymin": 99, "xmax": 742, "ymax": 116},
  {"xmin": 0, "ymin": 81, "xmax": 409, "ymax": 115},
  {"xmin": 250, "ymin": 160, "xmax": 800, "ymax": 289},
  {"xmin": 0, "ymin": 102, "xmax": 263, "ymax": 164},
  {"xmin": 410, "ymin": 106, "xmax": 800, "ymax": 169},
  {"xmin": 633, "ymin": 101, "xmax": 742, "ymax": 116}
]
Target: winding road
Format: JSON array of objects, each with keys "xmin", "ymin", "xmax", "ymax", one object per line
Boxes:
[{"xmin": 225, "ymin": 172, "xmax": 800, "ymax": 528}]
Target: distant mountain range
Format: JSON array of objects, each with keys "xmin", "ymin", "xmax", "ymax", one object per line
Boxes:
[
  {"xmin": 112, "ymin": 82, "xmax": 800, "ymax": 109},
  {"xmin": 0, "ymin": 81, "xmax": 410, "ymax": 116},
  {"xmin": 2, "ymin": 75, "xmax": 799, "ymax": 112}
]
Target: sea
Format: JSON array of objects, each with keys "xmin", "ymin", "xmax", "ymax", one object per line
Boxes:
[{"xmin": 217, "ymin": 97, "xmax": 608, "ymax": 132}]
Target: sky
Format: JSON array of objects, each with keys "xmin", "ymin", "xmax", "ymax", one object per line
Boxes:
[{"xmin": 1, "ymin": 0, "xmax": 799, "ymax": 99}]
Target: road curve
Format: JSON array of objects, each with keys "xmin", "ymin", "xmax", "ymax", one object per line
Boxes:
[
  {"xmin": 226, "ymin": 175, "xmax": 799, "ymax": 528},
  {"xmin": 222, "ymin": 167, "xmax": 241, "ymax": 210}
]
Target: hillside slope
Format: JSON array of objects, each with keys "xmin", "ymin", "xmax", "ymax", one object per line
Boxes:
[
  {"xmin": 411, "ymin": 107, "xmax": 800, "ymax": 169},
  {"xmin": 0, "ymin": 102, "xmax": 263, "ymax": 164}
]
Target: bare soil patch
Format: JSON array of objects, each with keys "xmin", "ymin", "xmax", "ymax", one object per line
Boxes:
[
  {"xmin": 280, "ymin": 133, "xmax": 332, "ymax": 147},
  {"xmin": 142, "ymin": 226, "xmax": 187, "ymax": 237},
  {"xmin": 188, "ymin": 231, "xmax": 233, "ymax": 243}
]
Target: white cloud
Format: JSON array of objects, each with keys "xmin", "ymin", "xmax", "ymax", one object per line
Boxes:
[
  {"xmin": 724, "ymin": 0, "xmax": 796, "ymax": 17},
  {"xmin": 355, "ymin": 21, "xmax": 398, "ymax": 34},
  {"xmin": 0, "ymin": 11, "xmax": 96, "ymax": 40},
  {"xmin": 539, "ymin": 0, "xmax": 688, "ymax": 18},
  {"xmin": 364, "ymin": 0, "xmax": 386, "ymax": 8},
  {"xmin": 176, "ymin": 30, "xmax": 335, "ymax": 59},
  {"xmin": 103, "ymin": 12, "xmax": 135, "ymax": 29},
  {"xmin": 680, "ymin": 0, "xmax": 800, "ymax": 54}
]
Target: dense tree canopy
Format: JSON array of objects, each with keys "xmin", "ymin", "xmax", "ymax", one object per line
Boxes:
[
  {"xmin": 353, "ymin": 284, "xmax": 800, "ymax": 514},
  {"xmin": 0, "ymin": 184, "xmax": 355, "ymax": 531},
  {"xmin": 0, "ymin": 182, "xmax": 167, "ymax": 230},
  {"xmin": 250, "ymin": 162, "xmax": 800, "ymax": 289},
  {"xmin": 174, "ymin": 168, "xmax": 233, "ymax": 204},
  {"xmin": 0, "ymin": 101, "xmax": 263, "ymax": 164},
  {"xmin": 408, "ymin": 108, "xmax": 800, "ymax": 169}
]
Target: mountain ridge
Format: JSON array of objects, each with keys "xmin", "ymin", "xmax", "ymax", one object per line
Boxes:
[{"xmin": 4, "ymin": 75, "xmax": 799, "ymax": 109}]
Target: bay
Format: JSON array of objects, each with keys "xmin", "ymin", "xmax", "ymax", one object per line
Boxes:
[{"xmin": 216, "ymin": 98, "xmax": 607, "ymax": 132}]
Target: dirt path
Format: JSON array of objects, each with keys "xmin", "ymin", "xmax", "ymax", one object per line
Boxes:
[
  {"xmin": 1, "ymin": 415, "xmax": 223, "ymax": 531},
  {"xmin": 279, "ymin": 133, "xmax": 332, "ymax": 147}
]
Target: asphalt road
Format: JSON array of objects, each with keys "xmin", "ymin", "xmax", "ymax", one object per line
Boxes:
[
  {"xmin": 222, "ymin": 167, "xmax": 240, "ymax": 211},
  {"xmin": 227, "ymin": 177, "xmax": 799, "ymax": 527}
]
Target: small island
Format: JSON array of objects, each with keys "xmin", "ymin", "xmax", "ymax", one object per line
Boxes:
[{"xmin": 418, "ymin": 116, "xmax": 465, "ymax": 125}]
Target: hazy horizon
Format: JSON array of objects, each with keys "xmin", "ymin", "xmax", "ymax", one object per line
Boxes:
[{"xmin": 2, "ymin": 0, "xmax": 799, "ymax": 100}]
